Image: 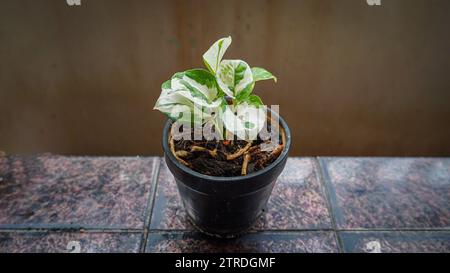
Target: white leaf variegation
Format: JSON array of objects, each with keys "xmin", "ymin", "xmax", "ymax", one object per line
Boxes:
[
  {"xmin": 154, "ymin": 85, "xmax": 202, "ymax": 124},
  {"xmin": 170, "ymin": 70, "xmax": 222, "ymax": 108},
  {"xmin": 203, "ymin": 36, "xmax": 232, "ymax": 74},
  {"xmin": 154, "ymin": 70, "xmax": 222, "ymax": 125},
  {"xmin": 154, "ymin": 36, "xmax": 277, "ymax": 141},
  {"xmin": 252, "ymin": 67, "xmax": 277, "ymax": 82},
  {"xmin": 221, "ymin": 103, "xmax": 267, "ymax": 140},
  {"xmin": 216, "ymin": 60, "xmax": 254, "ymax": 99}
]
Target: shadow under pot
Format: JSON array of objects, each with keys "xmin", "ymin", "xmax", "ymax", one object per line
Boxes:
[{"xmin": 162, "ymin": 110, "xmax": 291, "ymax": 237}]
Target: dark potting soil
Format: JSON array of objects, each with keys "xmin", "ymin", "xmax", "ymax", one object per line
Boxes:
[{"xmin": 169, "ymin": 122, "xmax": 285, "ymax": 177}]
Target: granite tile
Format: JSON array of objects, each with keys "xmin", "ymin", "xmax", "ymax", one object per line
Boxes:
[
  {"xmin": 254, "ymin": 158, "xmax": 332, "ymax": 230},
  {"xmin": 0, "ymin": 154, "xmax": 155, "ymax": 229},
  {"xmin": 340, "ymin": 231, "xmax": 450, "ymax": 253},
  {"xmin": 150, "ymin": 158, "xmax": 332, "ymax": 231},
  {"xmin": 0, "ymin": 232, "xmax": 142, "ymax": 253},
  {"xmin": 146, "ymin": 231, "xmax": 339, "ymax": 253},
  {"xmin": 149, "ymin": 159, "xmax": 193, "ymax": 230},
  {"xmin": 321, "ymin": 157, "xmax": 450, "ymax": 229}
]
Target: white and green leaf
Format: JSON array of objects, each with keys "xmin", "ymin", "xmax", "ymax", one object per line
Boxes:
[
  {"xmin": 241, "ymin": 94, "xmax": 264, "ymax": 107},
  {"xmin": 154, "ymin": 71, "xmax": 222, "ymax": 124},
  {"xmin": 252, "ymin": 67, "xmax": 277, "ymax": 82},
  {"xmin": 202, "ymin": 36, "xmax": 232, "ymax": 74},
  {"xmin": 220, "ymin": 102, "xmax": 266, "ymax": 140},
  {"xmin": 216, "ymin": 60, "xmax": 254, "ymax": 98},
  {"xmin": 170, "ymin": 69, "xmax": 222, "ymax": 109},
  {"xmin": 155, "ymin": 36, "xmax": 277, "ymax": 141}
]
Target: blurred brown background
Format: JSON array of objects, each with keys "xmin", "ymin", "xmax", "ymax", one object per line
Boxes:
[{"xmin": 0, "ymin": 0, "xmax": 449, "ymax": 156}]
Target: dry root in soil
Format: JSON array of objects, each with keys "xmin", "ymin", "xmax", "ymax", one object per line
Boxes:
[{"xmin": 169, "ymin": 122, "xmax": 285, "ymax": 177}]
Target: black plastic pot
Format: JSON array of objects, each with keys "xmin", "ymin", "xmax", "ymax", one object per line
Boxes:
[{"xmin": 162, "ymin": 111, "xmax": 291, "ymax": 237}]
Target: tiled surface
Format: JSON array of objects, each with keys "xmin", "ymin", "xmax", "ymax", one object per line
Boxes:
[
  {"xmin": 254, "ymin": 158, "xmax": 332, "ymax": 230},
  {"xmin": 0, "ymin": 232, "xmax": 142, "ymax": 253},
  {"xmin": 1, "ymin": 154, "xmax": 449, "ymax": 253},
  {"xmin": 320, "ymin": 157, "xmax": 450, "ymax": 229},
  {"xmin": 146, "ymin": 232, "xmax": 339, "ymax": 253},
  {"xmin": 149, "ymin": 158, "xmax": 193, "ymax": 230},
  {"xmin": 339, "ymin": 231, "xmax": 450, "ymax": 253},
  {"xmin": 0, "ymin": 155, "xmax": 155, "ymax": 229},
  {"xmin": 150, "ymin": 158, "xmax": 332, "ymax": 230}
]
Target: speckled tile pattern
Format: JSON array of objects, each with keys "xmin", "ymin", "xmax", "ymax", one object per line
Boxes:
[
  {"xmin": 0, "ymin": 232, "xmax": 142, "ymax": 253},
  {"xmin": 320, "ymin": 157, "xmax": 450, "ymax": 229},
  {"xmin": 149, "ymin": 158, "xmax": 193, "ymax": 230},
  {"xmin": 0, "ymin": 154, "xmax": 155, "ymax": 229},
  {"xmin": 150, "ymin": 158, "xmax": 332, "ymax": 230},
  {"xmin": 339, "ymin": 231, "xmax": 450, "ymax": 253},
  {"xmin": 1, "ymin": 155, "xmax": 450, "ymax": 253},
  {"xmin": 146, "ymin": 232, "xmax": 339, "ymax": 253},
  {"xmin": 254, "ymin": 158, "xmax": 332, "ymax": 230}
]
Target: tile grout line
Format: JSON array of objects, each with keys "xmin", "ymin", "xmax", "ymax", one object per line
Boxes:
[
  {"xmin": 0, "ymin": 229, "xmax": 145, "ymax": 233},
  {"xmin": 2, "ymin": 226, "xmax": 448, "ymax": 233},
  {"xmin": 139, "ymin": 157, "xmax": 161, "ymax": 253},
  {"xmin": 145, "ymin": 228, "xmax": 450, "ymax": 236},
  {"xmin": 146, "ymin": 228, "xmax": 337, "ymax": 233},
  {"xmin": 314, "ymin": 157, "xmax": 345, "ymax": 253},
  {"xmin": 0, "ymin": 225, "xmax": 148, "ymax": 231},
  {"xmin": 333, "ymin": 227, "xmax": 450, "ymax": 232},
  {"xmin": 145, "ymin": 230, "xmax": 341, "ymax": 236}
]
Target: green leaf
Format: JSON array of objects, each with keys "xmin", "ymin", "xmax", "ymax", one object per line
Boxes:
[
  {"xmin": 170, "ymin": 69, "xmax": 221, "ymax": 108},
  {"xmin": 235, "ymin": 82, "xmax": 255, "ymax": 102},
  {"xmin": 202, "ymin": 36, "xmax": 232, "ymax": 74},
  {"xmin": 216, "ymin": 60, "xmax": 254, "ymax": 98},
  {"xmin": 154, "ymin": 93, "xmax": 206, "ymax": 125},
  {"xmin": 161, "ymin": 79, "xmax": 171, "ymax": 90},
  {"xmin": 243, "ymin": 94, "xmax": 264, "ymax": 107},
  {"xmin": 185, "ymin": 69, "xmax": 217, "ymax": 89},
  {"xmin": 154, "ymin": 70, "xmax": 222, "ymax": 125},
  {"xmin": 252, "ymin": 67, "xmax": 277, "ymax": 82}
]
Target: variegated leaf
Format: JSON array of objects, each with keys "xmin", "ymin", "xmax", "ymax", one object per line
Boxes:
[
  {"xmin": 241, "ymin": 94, "xmax": 264, "ymax": 107},
  {"xmin": 252, "ymin": 67, "xmax": 277, "ymax": 82},
  {"xmin": 154, "ymin": 71, "xmax": 222, "ymax": 125},
  {"xmin": 154, "ymin": 89, "xmax": 205, "ymax": 124},
  {"xmin": 203, "ymin": 36, "xmax": 232, "ymax": 74},
  {"xmin": 216, "ymin": 60, "xmax": 254, "ymax": 98},
  {"xmin": 155, "ymin": 36, "xmax": 277, "ymax": 141},
  {"xmin": 170, "ymin": 69, "xmax": 222, "ymax": 109},
  {"xmin": 221, "ymin": 102, "xmax": 266, "ymax": 140}
]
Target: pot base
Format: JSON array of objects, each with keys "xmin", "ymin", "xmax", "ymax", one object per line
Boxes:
[{"xmin": 185, "ymin": 208, "xmax": 266, "ymax": 239}]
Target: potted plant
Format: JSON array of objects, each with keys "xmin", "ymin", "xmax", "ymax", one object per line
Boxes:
[{"xmin": 154, "ymin": 37, "xmax": 291, "ymax": 237}]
